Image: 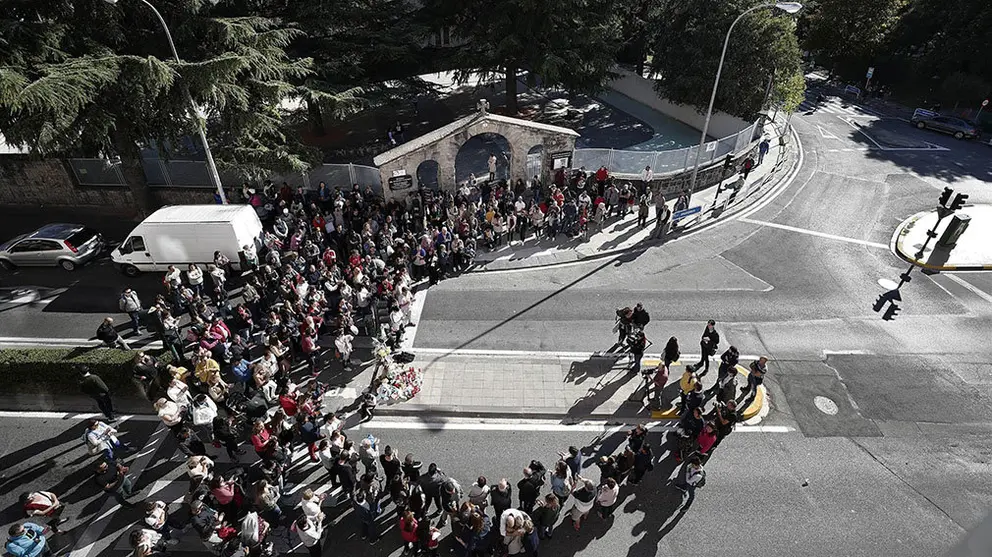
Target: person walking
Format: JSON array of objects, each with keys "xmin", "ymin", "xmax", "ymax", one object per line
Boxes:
[
  {"xmin": 740, "ymin": 356, "xmax": 768, "ymax": 407},
  {"xmin": 757, "ymin": 138, "xmax": 770, "ymax": 165},
  {"xmin": 628, "ymin": 331, "xmax": 647, "ymax": 374},
  {"xmin": 79, "ymin": 366, "xmax": 115, "ymax": 421},
  {"xmin": 696, "ymin": 320, "xmax": 720, "ymax": 377},
  {"xmin": 94, "ymin": 459, "xmax": 138, "ymax": 505},
  {"xmin": 5, "ymin": 522, "xmax": 51, "ymax": 557},
  {"xmin": 650, "ymin": 361, "xmax": 669, "ymax": 408},
  {"xmin": 293, "ymin": 515, "xmax": 323, "ymax": 557},
  {"xmin": 20, "ymin": 491, "xmax": 66, "ymax": 534},
  {"xmin": 678, "ymin": 365, "xmax": 699, "ymax": 413},
  {"xmin": 118, "ymin": 288, "xmax": 143, "ymax": 336},
  {"xmin": 96, "ymin": 317, "xmax": 130, "ymax": 350},
  {"xmin": 741, "ymin": 156, "xmax": 755, "ymax": 180},
  {"xmin": 674, "ymin": 455, "xmax": 706, "ymax": 507},
  {"xmin": 630, "ymin": 443, "xmax": 654, "ymax": 485},
  {"xmin": 663, "ymin": 336, "xmax": 681, "ymax": 367}
]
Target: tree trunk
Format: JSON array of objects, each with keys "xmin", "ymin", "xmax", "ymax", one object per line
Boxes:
[
  {"xmin": 112, "ymin": 129, "xmax": 155, "ymax": 215},
  {"xmin": 307, "ymin": 98, "xmax": 326, "ymax": 137},
  {"xmin": 505, "ymin": 65, "xmax": 518, "ymax": 115}
]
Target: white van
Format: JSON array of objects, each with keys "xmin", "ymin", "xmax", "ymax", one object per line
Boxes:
[{"xmin": 112, "ymin": 205, "xmax": 263, "ymax": 277}]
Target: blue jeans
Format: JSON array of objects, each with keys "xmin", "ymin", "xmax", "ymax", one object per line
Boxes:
[{"xmin": 128, "ymin": 311, "xmax": 141, "ymax": 333}]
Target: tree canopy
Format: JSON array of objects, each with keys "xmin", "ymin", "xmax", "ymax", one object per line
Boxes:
[
  {"xmin": 648, "ymin": 0, "xmax": 804, "ymax": 120},
  {"xmin": 0, "ymin": 0, "xmax": 318, "ymax": 183},
  {"xmin": 423, "ymin": 0, "xmax": 623, "ymax": 114}
]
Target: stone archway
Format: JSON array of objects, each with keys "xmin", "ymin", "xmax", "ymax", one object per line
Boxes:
[
  {"xmin": 525, "ymin": 144, "xmax": 544, "ymax": 181},
  {"xmin": 373, "ymin": 112, "xmax": 579, "ymax": 200},
  {"xmin": 455, "ymin": 132, "xmax": 511, "ymax": 185},
  {"xmin": 416, "ymin": 160, "xmax": 440, "ymax": 190}
]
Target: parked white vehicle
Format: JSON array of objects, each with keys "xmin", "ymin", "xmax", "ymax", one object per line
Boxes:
[{"xmin": 111, "ymin": 205, "xmax": 262, "ymax": 277}]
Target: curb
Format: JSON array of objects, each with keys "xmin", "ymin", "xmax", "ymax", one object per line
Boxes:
[
  {"xmin": 468, "ymin": 122, "xmax": 800, "ymax": 274},
  {"xmin": 890, "ymin": 209, "xmax": 992, "ymax": 272},
  {"xmin": 648, "ymin": 363, "xmax": 765, "ymax": 421}
]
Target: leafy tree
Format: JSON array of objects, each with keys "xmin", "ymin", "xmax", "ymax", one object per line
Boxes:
[
  {"xmin": 423, "ymin": 0, "xmax": 622, "ymax": 114},
  {"xmin": 0, "ymin": 0, "xmax": 317, "ymax": 207},
  {"xmin": 648, "ymin": 0, "xmax": 803, "ymax": 120},
  {"xmin": 772, "ymin": 70, "xmax": 806, "ymax": 114},
  {"xmin": 278, "ymin": 0, "xmax": 433, "ymax": 136},
  {"xmin": 799, "ymin": 0, "xmax": 906, "ymax": 79}
]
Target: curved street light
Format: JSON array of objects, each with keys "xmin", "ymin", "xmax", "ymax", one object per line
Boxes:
[
  {"xmin": 104, "ymin": 0, "xmax": 227, "ymax": 204},
  {"xmin": 686, "ymin": 2, "xmax": 803, "ymax": 204}
]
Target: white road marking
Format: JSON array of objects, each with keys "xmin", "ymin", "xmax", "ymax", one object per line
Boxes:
[
  {"xmin": 0, "ymin": 410, "xmax": 160, "ymax": 421},
  {"xmin": 356, "ymin": 418, "xmax": 793, "ymax": 433},
  {"xmin": 72, "ymin": 423, "xmax": 168, "ymax": 557},
  {"xmin": 738, "ymin": 218, "xmax": 889, "ymax": 249},
  {"xmin": 0, "ymin": 336, "xmax": 163, "ymax": 349},
  {"xmin": 946, "ymin": 274, "xmax": 992, "ymax": 305},
  {"xmin": 822, "ymin": 349, "xmax": 875, "ymax": 356},
  {"xmin": 817, "ymin": 125, "xmax": 840, "ymax": 139},
  {"xmin": 400, "ymin": 288, "xmax": 430, "ymax": 350}
]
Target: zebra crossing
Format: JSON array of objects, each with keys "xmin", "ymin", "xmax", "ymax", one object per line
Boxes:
[{"xmin": 798, "ymin": 97, "xmax": 881, "ymax": 117}]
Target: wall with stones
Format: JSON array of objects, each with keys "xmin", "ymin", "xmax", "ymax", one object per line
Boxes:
[{"xmin": 0, "ymin": 156, "xmax": 225, "ymax": 216}]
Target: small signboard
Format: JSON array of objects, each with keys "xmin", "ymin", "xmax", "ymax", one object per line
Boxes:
[
  {"xmin": 672, "ymin": 206, "xmax": 702, "ymax": 222},
  {"xmin": 388, "ymin": 174, "xmax": 414, "ymax": 190},
  {"xmin": 866, "ymin": 67, "xmax": 874, "ymax": 79},
  {"xmin": 983, "ymin": 99, "xmax": 989, "ymax": 107}
]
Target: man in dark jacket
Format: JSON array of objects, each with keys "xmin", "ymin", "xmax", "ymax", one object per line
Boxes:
[
  {"xmin": 96, "ymin": 317, "xmax": 130, "ymax": 350},
  {"xmin": 630, "ymin": 444, "xmax": 654, "ymax": 484},
  {"xmin": 697, "ymin": 320, "xmax": 720, "ymax": 376},
  {"xmin": 418, "ymin": 463, "xmax": 445, "ymax": 516},
  {"xmin": 490, "ymin": 479, "xmax": 513, "ymax": 519},
  {"xmin": 79, "ymin": 367, "xmax": 115, "ymax": 420},
  {"xmin": 631, "ymin": 303, "xmax": 650, "ymax": 329},
  {"xmin": 516, "ymin": 467, "xmax": 542, "ymax": 513},
  {"xmin": 333, "ymin": 454, "xmax": 357, "ymax": 497}
]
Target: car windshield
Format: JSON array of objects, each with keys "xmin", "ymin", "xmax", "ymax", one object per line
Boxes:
[
  {"xmin": 0, "ymin": 234, "xmax": 27, "ymax": 251},
  {"xmin": 66, "ymin": 227, "xmax": 98, "ymax": 246}
]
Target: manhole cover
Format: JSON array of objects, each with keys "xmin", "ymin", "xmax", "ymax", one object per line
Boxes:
[{"xmin": 814, "ymin": 395, "xmax": 839, "ymax": 415}]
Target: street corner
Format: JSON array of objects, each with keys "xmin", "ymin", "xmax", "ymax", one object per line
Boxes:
[
  {"xmin": 892, "ymin": 204, "xmax": 992, "ymax": 271},
  {"xmin": 649, "ymin": 363, "xmax": 766, "ymax": 422},
  {"xmin": 775, "ymin": 361, "xmax": 881, "ymax": 438}
]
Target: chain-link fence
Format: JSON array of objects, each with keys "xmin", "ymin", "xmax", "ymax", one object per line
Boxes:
[
  {"xmin": 571, "ymin": 122, "xmax": 759, "ymax": 177},
  {"xmin": 69, "ymin": 158, "xmax": 382, "ymax": 193}
]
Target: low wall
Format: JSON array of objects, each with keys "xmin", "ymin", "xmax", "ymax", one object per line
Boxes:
[
  {"xmin": 0, "ymin": 156, "xmax": 216, "ymax": 215},
  {"xmin": 610, "ymin": 68, "xmax": 752, "ymax": 139},
  {"xmin": 645, "ymin": 142, "xmax": 760, "ymax": 200}
]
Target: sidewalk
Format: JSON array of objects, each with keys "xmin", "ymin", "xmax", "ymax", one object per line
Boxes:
[
  {"xmin": 472, "ymin": 117, "xmax": 793, "ymax": 271},
  {"xmin": 372, "ymin": 351, "xmax": 767, "ymax": 422}
]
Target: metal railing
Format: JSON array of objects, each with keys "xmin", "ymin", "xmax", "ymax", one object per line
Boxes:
[
  {"xmin": 571, "ymin": 122, "xmax": 759, "ymax": 177},
  {"xmin": 67, "ymin": 158, "xmax": 383, "ymax": 193}
]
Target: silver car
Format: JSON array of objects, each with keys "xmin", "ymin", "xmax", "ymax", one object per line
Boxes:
[
  {"xmin": 0, "ymin": 224, "xmax": 105, "ymax": 271},
  {"xmin": 911, "ymin": 111, "xmax": 981, "ymax": 140}
]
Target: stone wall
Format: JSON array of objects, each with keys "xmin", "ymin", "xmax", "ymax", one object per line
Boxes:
[{"xmin": 0, "ymin": 155, "xmax": 222, "ymax": 216}]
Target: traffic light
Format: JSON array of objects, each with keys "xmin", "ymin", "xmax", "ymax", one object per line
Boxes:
[
  {"xmin": 939, "ymin": 187, "xmax": 953, "ymax": 207},
  {"xmin": 950, "ymin": 193, "xmax": 969, "ymax": 211},
  {"xmin": 723, "ymin": 155, "xmax": 734, "ymax": 169},
  {"xmin": 882, "ymin": 303, "xmax": 901, "ymax": 321},
  {"xmin": 872, "ymin": 294, "xmax": 888, "ymax": 313}
]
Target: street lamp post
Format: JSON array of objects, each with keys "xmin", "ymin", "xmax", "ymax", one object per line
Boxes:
[
  {"xmin": 105, "ymin": 0, "xmax": 227, "ymax": 204},
  {"xmin": 685, "ymin": 2, "xmax": 802, "ymax": 205}
]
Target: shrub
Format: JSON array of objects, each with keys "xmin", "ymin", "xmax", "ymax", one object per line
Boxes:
[{"xmin": 0, "ymin": 347, "xmax": 165, "ymax": 395}]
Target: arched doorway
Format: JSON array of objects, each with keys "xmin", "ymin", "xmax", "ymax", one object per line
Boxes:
[
  {"xmin": 525, "ymin": 144, "xmax": 543, "ymax": 182},
  {"xmin": 455, "ymin": 132, "xmax": 511, "ymax": 185},
  {"xmin": 416, "ymin": 160, "xmax": 440, "ymax": 190}
]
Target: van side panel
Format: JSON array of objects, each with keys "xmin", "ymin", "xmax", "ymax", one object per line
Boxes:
[{"xmin": 144, "ymin": 222, "xmax": 238, "ymax": 267}]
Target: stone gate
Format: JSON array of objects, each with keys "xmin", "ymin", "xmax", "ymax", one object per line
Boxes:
[{"xmin": 373, "ymin": 110, "xmax": 579, "ymax": 199}]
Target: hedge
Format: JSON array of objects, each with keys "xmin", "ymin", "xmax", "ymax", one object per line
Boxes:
[{"xmin": 0, "ymin": 347, "xmax": 167, "ymax": 394}]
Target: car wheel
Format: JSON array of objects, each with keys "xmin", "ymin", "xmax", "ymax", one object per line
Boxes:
[
  {"xmin": 954, "ymin": 131, "xmax": 964, "ymax": 139},
  {"xmin": 58, "ymin": 260, "xmax": 76, "ymax": 271},
  {"xmin": 916, "ymin": 122, "xmax": 926, "ymax": 129},
  {"xmin": 121, "ymin": 264, "xmax": 140, "ymax": 278},
  {"xmin": 0, "ymin": 259, "xmax": 15, "ymax": 271}
]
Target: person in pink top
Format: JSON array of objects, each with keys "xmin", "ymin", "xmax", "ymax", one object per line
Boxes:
[{"xmin": 697, "ymin": 423, "xmax": 718, "ymax": 456}]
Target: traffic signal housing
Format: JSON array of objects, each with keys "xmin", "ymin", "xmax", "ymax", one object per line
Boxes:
[
  {"xmin": 950, "ymin": 193, "xmax": 969, "ymax": 211},
  {"xmin": 882, "ymin": 303, "xmax": 901, "ymax": 321},
  {"xmin": 939, "ymin": 187, "xmax": 953, "ymax": 207}
]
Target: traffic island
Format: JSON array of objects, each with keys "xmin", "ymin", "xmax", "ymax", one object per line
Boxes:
[
  {"xmin": 892, "ymin": 204, "xmax": 992, "ymax": 271},
  {"xmin": 648, "ymin": 362, "xmax": 766, "ymax": 421}
]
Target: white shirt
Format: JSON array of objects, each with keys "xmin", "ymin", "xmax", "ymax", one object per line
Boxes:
[
  {"xmin": 300, "ymin": 498, "xmax": 322, "ymax": 519},
  {"xmin": 596, "ymin": 483, "xmax": 619, "ymax": 507},
  {"xmin": 295, "ymin": 520, "xmax": 322, "ymax": 547},
  {"xmin": 85, "ymin": 422, "xmax": 119, "ymax": 452},
  {"xmin": 641, "ymin": 168, "xmax": 653, "ymax": 182},
  {"xmin": 187, "ymin": 267, "xmax": 203, "ymax": 285}
]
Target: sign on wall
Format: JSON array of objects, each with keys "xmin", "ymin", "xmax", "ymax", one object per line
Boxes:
[{"xmin": 388, "ymin": 175, "xmax": 414, "ymax": 190}]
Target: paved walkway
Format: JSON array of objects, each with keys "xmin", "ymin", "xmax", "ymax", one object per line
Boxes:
[
  {"xmin": 372, "ymin": 351, "xmax": 767, "ymax": 422},
  {"xmin": 472, "ymin": 118, "xmax": 791, "ymax": 271}
]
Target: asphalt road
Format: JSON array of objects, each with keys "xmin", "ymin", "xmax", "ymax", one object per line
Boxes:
[{"xmin": 0, "ymin": 414, "xmax": 982, "ymax": 557}]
